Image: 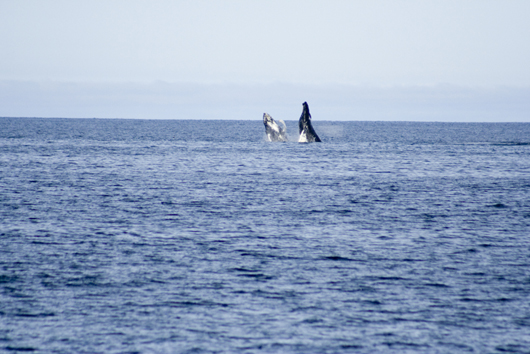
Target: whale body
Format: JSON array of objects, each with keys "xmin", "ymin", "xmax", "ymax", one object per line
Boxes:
[
  {"xmin": 298, "ymin": 102, "xmax": 321, "ymax": 143},
  {"xmin": 263, "ymin": 113, "xmax": 288, "ymax": 142}
]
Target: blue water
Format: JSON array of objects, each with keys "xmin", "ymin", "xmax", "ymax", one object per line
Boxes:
[{"xmin": 1, "ymin": 118, "xmax": 530, "ymax": 353}]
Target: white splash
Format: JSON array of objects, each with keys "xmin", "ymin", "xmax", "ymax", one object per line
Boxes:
[{"xmin": 298, "ymin": 130, "xmax": 308, "ymax": 143}]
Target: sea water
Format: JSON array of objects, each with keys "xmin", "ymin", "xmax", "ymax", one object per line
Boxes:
[{"xmin": 1, "ymin": 118, "xmax": 530, "ymax": 353}]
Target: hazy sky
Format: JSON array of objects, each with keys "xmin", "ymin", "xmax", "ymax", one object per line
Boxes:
[
  {"xmin": 2, "ymin": 0, "xmax": 530, "ymax": 86},
  {"xmin": 1, "ymin": 1, "xmax": 529, "ymax": 121}
]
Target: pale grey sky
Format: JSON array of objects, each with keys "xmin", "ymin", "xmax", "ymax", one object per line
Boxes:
[
  {"xmin": 1, "ymin": 1, "xmax": 529, "ymax": 120},
  {"xmin": 2, "ymin": 0, "xmax": 529, "ymax": 86}
]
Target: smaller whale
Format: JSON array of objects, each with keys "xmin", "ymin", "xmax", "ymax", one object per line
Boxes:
[
  {"xmin": 298, "ymin": 102, "xmax": 321, "ymax": 143},
  {"xmin": 263, "ymin": 113, "xmax": 288, "ymax": 142}
]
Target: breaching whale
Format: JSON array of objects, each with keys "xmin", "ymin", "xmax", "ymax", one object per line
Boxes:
[
  {"xmin": 298, "ymin": 102, "xmax": 321, "ymax": 143},
  {"xmin": 263, "ymin": 113, "xmax": 288, "ymax": 142}
]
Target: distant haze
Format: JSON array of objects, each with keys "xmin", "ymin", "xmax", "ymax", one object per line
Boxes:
[{"xmin": 1, "ymin": 1, "xmax": 529, "ymax": 121}]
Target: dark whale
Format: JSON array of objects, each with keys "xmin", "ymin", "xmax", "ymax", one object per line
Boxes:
[
  {"xmin": 263, "ymin": 113, "xmax": 288, "ymax": 142},
  {"xmin": 298, "ymin": 102, "xmax": 321, "ymax": 143}
]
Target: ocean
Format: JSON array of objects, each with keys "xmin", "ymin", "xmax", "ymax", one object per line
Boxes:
[{"xmin": 1, "ymin": 118, "xmax": 530, "ymax": 353}]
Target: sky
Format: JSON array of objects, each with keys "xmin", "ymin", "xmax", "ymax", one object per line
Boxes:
[{"xmin": 1, "ymin": 0, "xmax": 529, "ymax": 121}]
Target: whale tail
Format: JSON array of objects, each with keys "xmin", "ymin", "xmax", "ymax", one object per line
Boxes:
[{"xmin": 298, "ymin": 102, "xmax": 321, "ymax": 143}]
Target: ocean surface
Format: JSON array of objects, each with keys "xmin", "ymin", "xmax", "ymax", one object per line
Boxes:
[{"xmin": 1, "ymin": 117, "xmax": 530, "ymax": 354}]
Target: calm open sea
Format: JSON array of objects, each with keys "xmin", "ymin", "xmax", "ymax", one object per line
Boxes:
[{"xmin": 1, "ymin": 118, "xmax": 530, "ymax": 353}]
